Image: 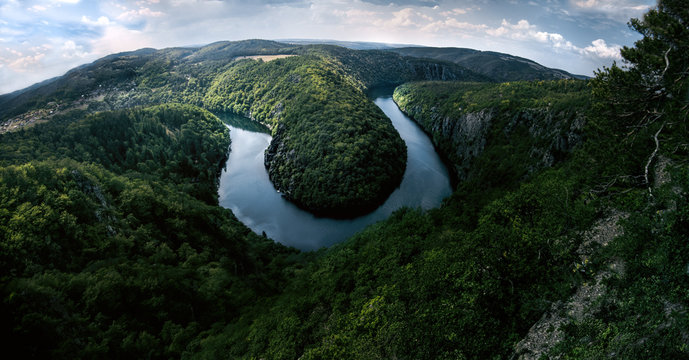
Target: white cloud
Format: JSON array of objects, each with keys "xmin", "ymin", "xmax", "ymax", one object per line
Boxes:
[
  {"xmin": 117, "ymin": 7, "xmax": 165, "ymax": 22},
  {"xmin": 29, "ymin": 5, "xmax": 48, "ymax": 12},
  {"xmin": 89, "ymin": 25, "xmax": 151, "ymax": 56},
  {"xmin": 8, "ymin": 53, "xmax": 46, "ymax": 71},
  {"xmin": 422, "ymin": 18, "xmax": 487, "ymax": 33},
  {"xmin": 486, "ymin": 18, "xmax": 621, "ymax": 61},
  {"xmin": 389, "ymin": 8, "xmax": 421, "ymax": 27},
  {"xmin": 583, "ymin": 38, "xmax": 621, "ymax": 59},
  {"xmin": 570, "ymin": 0, "xmax": 652, "ymax": 22},
  {"xmin": 61, "ymin": 40, "xmax": 88, "ymax": 58},
  {"xmin": 487, "ymin": 19, "xmax": 537, "ymax": 39},
  {"xmin": 81, "ymin": 16, "xmax": 112, "ymax": 27},
  {"xmin": 332, "ymin": 9, "xmax": 379, "ymax": 25},
  {"xmin": 440, "ymin": 8, "xmax": 469, "ymax": 16},
  {"xmin": 0, "ymin": 27, "xmax": 23, "ymax": 37}
]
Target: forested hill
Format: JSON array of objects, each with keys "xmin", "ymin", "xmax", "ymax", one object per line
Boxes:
[
  {"xmin": 0, "ymin": 104, "xmax": 301, "ymax": 358},
  {"xmin": 393, "ymin": 80, "xmax": 590, "ymax": 184},
  {"xmin": 0, "ymin": 39, "xmax": 486, "ymax": 123},
  {"xmin": 388, "ymin": 46, "xmax": 586, "ymax": 81},
  {"xmin": 0, "ymin": 39, "xmax": 486, "ymax": 217},
  {"xmin": 2, "ymin": 2, "xmax": 689, "ymax": 357}
]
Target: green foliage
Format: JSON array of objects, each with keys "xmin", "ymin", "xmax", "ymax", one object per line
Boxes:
[
  {"xmin": 0, "ymin": 104, "xmax": 228, "ymax": 203},
  {"xmin": 0, "ymin": 106, "xmax": 299, "ymax": 359},
  {"xmin": 549, "ymin": 2, "xmax": 689, "ymax": 358},
  {"xmin": 204, "ymin": 55, "xmax": 408, "ymax": 216},
  {"xmin": 2, "ymin": 5, "xmax": 688, "ymax": 356},
  {"xmin": 393, "ymin": 80, "xmax": 590, "ymax": 221},
  {"xmin": 394, "ymin": 80, "xmax": 589, "ymax": 116},
  {"xmin": 194, "ymin": 163, "xmax": 595, "ymax": 359}
]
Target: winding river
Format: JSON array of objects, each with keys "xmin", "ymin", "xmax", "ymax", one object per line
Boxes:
[{"xmin": 218, "ymin": 95, "xmax": 452, "ymax": 250}]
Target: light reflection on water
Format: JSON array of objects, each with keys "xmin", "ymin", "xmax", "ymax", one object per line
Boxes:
[{"xmin": 218, "ymin": 95, "xmax": 452, "ymax": 250}]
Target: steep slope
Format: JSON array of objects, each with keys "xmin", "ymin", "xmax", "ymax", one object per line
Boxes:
[
  {"xmin": 0, "ymin": 104, "xmax": 299, "ymax": 358},
  {"xmin": 393, "ymin": 80, "xmax": 590, "ymax": 185},
  {"xmin": 0, "ymin": 40, "xmax": 487, "ymax": 217},
  {"xmin": 389, "ymin": 47, "xmax": 585, "ymax": 81},
  {"xmin": 189, "ymin": 81, "xmax": 599, "ymax": 358},
  {"xmin": 2, "ymin": 3, "xmax": 687, "ymax": 355}
]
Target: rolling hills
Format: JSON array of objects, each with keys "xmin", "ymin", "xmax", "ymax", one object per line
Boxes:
[
  {"xmin": 388, "ymin": 46, "xmax": 587, "ymax": 81},
  {"xmin": 1, "ymin": 3, "xmax": 688, "ymax": 356}
]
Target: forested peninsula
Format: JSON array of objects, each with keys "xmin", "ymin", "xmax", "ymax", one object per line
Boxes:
[
  {"xmin": 1, "ymin": 1, "xmax": 688, "ymax": 358},
  {"xmin": 0, "ymin": 40, "xmax": 485, "ymax": 217}
]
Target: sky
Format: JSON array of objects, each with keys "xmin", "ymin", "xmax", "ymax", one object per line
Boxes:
[{"xmin": 0, "ymin": 0, "xmax": 657, "ymax": 94}]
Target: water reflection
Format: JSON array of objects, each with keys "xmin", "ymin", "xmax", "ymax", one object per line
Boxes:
[{"xmin": 218, "ymin": 95, "xmax": 452, "ymax": 250}]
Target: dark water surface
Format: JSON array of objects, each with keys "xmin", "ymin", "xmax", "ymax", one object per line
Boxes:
[{"xmin": 218, "ymin": 95, "xmax": 452, "ymax": 250}]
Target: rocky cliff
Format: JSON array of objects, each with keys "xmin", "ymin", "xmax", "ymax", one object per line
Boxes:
[{"xmin": 393, "ymin": 81, "xmax": 588, "ymax": 185}]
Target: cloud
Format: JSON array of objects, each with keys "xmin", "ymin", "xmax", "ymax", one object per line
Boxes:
[
  {"xmin": 8, "ymin": 52, "xmax": 46, "ymax": 71},
  {"xmin": 487, "ymin": 18, "xmax": 621, "ymax": 60},
  {"xmin": 422, "ymin": 18, "xmax": 487, "ymax": 33},
  {"xmin": 333, "ymin": 7, "xmax": 433, "ymax": 29},
  {"xmin": 360, "ymin": 0, "xmax": 439, "ymax": 6},
  {"xmin": 487, "ymin": 19, "xmax": 540, "ymax": 40},
  {"xmin": 570, "ymin": 0, "xmax": 652, "ymax": 22},
  {"xmin": 81, "ymin": 16, "xmax": 112, "ymax": 27},
  {"xmin": 29, "ymin": 5, "xmax": 48, "ymax": 12},
  {"xmin": 89, "ymin": 24, "xmax": 151, "ymax": 56},
  {"xmin": 61, "ymin": 40, "xmax": 88, "ymax": 58},
  {"xmin": 582, "ymin": 38, "xmax": 621, "ymax": 59},
  {"xmin": 389, "ymin": 8, "xmax": 425, "ymax": 27},
  {"xmin": 117, "ymin": 7, "xmax": 164, "ymax": 22},
  {"xmin": 440, "ymin": 8, "xmax": 470, "ymax": 16}
]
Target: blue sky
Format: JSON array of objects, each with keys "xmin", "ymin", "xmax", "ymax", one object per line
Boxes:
[{"xmin": 0, "ymin": 0, "xmax": 656, "ymax": 94}]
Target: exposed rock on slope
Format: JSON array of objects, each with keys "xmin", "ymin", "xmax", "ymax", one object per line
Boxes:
[
  {"xmin": 393, "ymin": 81, "xmax": 588, "ymax": 184},
  {"xmin": 512, "ymin": 211, "xmax": 628, "ymax": 360}
]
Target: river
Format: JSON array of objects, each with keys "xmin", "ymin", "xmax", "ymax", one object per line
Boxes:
[{"xmin": 218, "ymin": 95, "xmax": 452, "ymax": 250}]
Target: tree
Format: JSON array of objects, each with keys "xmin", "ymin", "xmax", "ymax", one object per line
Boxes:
[{"xmin": 589, "ymin": 0, "xmax": 689, "ymax": 193}]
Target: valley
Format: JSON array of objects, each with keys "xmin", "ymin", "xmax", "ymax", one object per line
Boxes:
[
  {"xmin": 218, "ymin": 94, "xmax": 451, "ymax": 250},
  {"xmin": 1, "ymin": 2, "xmax": 688, "ymax": 357}
]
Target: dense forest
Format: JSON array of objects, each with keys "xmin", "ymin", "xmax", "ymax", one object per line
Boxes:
[
  {"xmin": 1, "ymin": 0, "xmax": 688, "ymax": 358},
  {"xmin": 0, "ymin": 40, "xmax": 485, "ymax": 217},
  {"xmin": 387, "ymin": 47, "xmax": 582, "ymax": 82},
  {"xmin": 203, "ymin": 55, "xmax": 407, "ymax": 216},
  {"xmin": 0, "ymin": 104, "xmax": 300, "ymax": 358},
  {"xmin": 393, "ymin": 80, "xmax": 590, "ymax": 184}
]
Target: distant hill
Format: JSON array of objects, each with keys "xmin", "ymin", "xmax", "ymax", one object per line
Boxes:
[
  {"xmin": 388, "ymin": 47, "xmax": 588, "ymax": 82},
  {"xmin": 0, "ymin": 39, "xmax": 488, "ymax": 123},
  {"xmin": 0, "ymin": 39, "xmax": 488, "ymax": 217}
]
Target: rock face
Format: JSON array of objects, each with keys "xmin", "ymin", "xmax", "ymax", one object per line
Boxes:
[
  {"xmin": 512, "ymin": 211, "xmax": 628, "ymax": 360},
  {"xmin": 394, "ymin": 88, "xmax": 586, "ymax": 183},
  {"xmin": 398, "ymin": 103, "xmax": 494, "ymax": 180},
  {"xmin": 512, "ymin": 108, "xmax": 586, "ymax": 173}
]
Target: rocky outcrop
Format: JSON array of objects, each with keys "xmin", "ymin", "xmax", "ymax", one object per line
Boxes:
[
  {"xmin": 394, "ymin": 93, "xmax": 585, "ymax": 183},
  {"xmin": 512, "ymin": 211, "xmax": 628, "ymax": 360},
  {"xmin": 397, "ymin": 102, "xmax": 494, "ymax": 180},
  {"xmin": 513, "ymin": 108, "xmax": 586, "ymax": 173}
]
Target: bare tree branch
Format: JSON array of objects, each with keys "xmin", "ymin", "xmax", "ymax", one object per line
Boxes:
[
  {"xmin": 645, "ymin": 121, "xmax": 666, "ymax": 196},
  {"xmin": 661, "ymin": 48, "xmax": 671, "ymax": 78}
]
